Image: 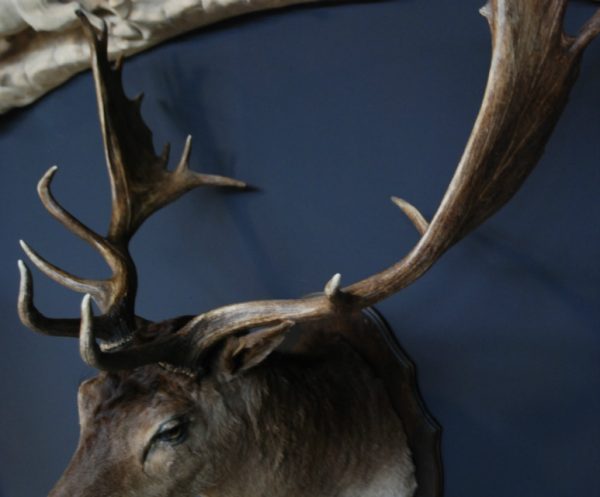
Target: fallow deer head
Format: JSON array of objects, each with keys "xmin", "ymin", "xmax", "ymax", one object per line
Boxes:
[{"xmin": 16, "ymin": 2, "xmax": 600, "ymax": 496}]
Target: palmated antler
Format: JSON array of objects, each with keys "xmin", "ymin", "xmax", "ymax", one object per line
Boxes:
[
  {"xmin": 18, "ymin": 12, "xmax": 246, "ymax": 344},
  {"xmin": 19, "ymin": 1, "xmax": 600, "ymax": 371}
]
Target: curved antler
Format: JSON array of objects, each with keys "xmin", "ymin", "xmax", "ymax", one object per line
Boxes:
[
  {"xmin": 18, "ymin": 12, "xmax": 246, "ymax": 344},
  {"xmin": 19, "ymin": 1, "xmax": 600, "ymax": 371},
  {"xmin": 77, "ymin": 0, "xmax": 600, "ymax": 371},
  {"xmin": 345, "ymin": 0, "xmax": 599, "ymax": 307}
]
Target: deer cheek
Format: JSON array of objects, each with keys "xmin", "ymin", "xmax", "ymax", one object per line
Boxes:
[{"xmin": 144, "ymin": 444, "xmax": 180, "ymax": 475}]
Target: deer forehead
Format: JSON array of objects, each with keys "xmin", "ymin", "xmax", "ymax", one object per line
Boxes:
[{"xmin": 77, "ymin": 366, "xmax": 200, "ymax": 431}]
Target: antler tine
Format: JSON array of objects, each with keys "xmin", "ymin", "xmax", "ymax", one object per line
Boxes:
[
  {"xmin": 36, "ymin": 166, "xmax": 119, "ymax": 273},
  {"xmin": 19, "ymin": 240, "xmax": 105, "ymax": 300},
  {"xmin": 17, "ymin": 261, "xmax": 116, "ymax": 340},
  {"xmin": 17, "ymin": 260, "xmax": 80, "ymax": 337},
  {"xmin": 571, "ymin": 9, "xmax": 600, "ymax": 54},
  {"xmin": 121, "ymin": 135, "xmax": 247, "ymax": 236},
  {"xmin": 85, "ymin": 0, "xmax": 600, "ymax": 371},
  {"xmin": 21, "ymin": 166, "xmax": 119, "ymax": 309},
  {"xmin": 175, "ymin": 135, "xmax": 247, "ymax": 189},
  {"xmin": 391, "ymin": 197, "xmax": 429, "ymax": 236}
]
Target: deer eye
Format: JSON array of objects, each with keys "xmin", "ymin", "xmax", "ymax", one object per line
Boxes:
[
  {"xmin": 142, "ymin": 416, "xmax": 190, "ymax": 465},
  {"xmin": 154, "ymin": 417, "xmax": 189, "ymax": 445}
]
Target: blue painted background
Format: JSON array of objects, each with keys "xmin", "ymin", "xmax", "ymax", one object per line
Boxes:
[{"xmin": 0, "ymin": 1, "xmax": 598, "ymax": 496}]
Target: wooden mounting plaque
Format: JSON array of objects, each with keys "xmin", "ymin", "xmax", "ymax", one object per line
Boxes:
[{"xmin": 287, "ymin": 307, "xmax": 443, "ymax": 497}]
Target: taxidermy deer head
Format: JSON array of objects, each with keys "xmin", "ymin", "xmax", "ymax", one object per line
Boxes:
[{"xmin": 16, "ymin": 2, "xmax": 600, "ymax": 497}]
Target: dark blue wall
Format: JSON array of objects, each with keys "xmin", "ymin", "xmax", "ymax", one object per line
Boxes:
[{"xmin": 0, "ymin": 1, "xmax": 598, "ymax": 496}]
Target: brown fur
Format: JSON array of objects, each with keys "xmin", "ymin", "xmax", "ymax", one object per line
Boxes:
[{"xmin": 49, "ymin": 333, "xmax": 416, "ymax": 497}]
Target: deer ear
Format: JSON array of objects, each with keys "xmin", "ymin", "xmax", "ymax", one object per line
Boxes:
[{"xmin": 218, "ymin": 321, "xmax": 293, "ymax": 378}]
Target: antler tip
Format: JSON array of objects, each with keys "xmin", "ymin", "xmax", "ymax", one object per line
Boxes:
[
  {"xmin": 174, "ymin": 135, "xmax": 193, "ymax": 173},
  {"xmin": 79, "ymin": 293, "xmax": 100, "ymax": 367},
  {"xmin": 572, "ymin": 9, "xmax": 600, "ymax": 54},
  {"xmin": 38, "ymin": 165, "xmax": 59, "ymax": 191},
  {"xmin": 19, "ymin": 240, "xmax": 40, "ymax": 265},
  {"xmin": 81, "ymin": 293, "xmax": 93, "ymax": 312},
  {"xmin": 391, "ymin": 196, "xmax": 429, "ymax": 236},
  {"xmin": 230, "ymin": 178, "xmax": 249, "ymax": 189},
  {"xmin": 16, "ymin": 258, "xmax": 41, "ymax": 332},
  {"xmin": 324, "ymin": 273, "xmax": 343, "ymax": 301},
  {"xmin": 17, "ymin": 258, "xmax": 31, "ymax": 289}
]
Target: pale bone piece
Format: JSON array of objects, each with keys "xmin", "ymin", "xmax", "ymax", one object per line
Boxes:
[{"xmin": 0, "ymin": 0, "xmax": 334, "ymax": 114}]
